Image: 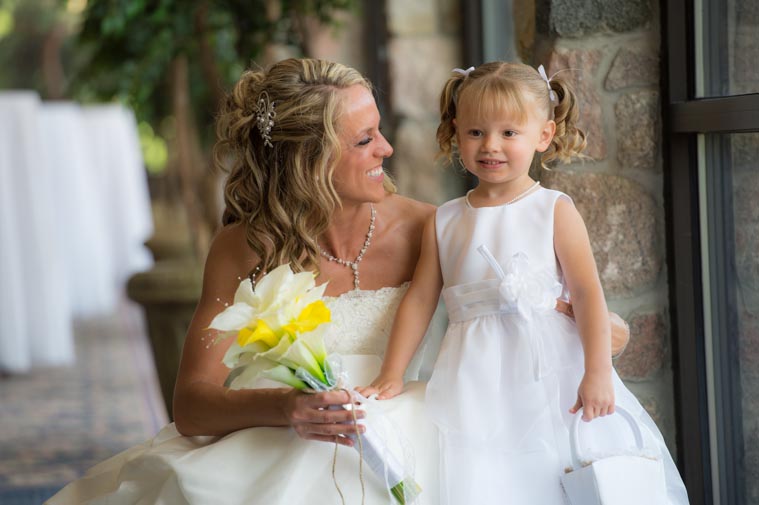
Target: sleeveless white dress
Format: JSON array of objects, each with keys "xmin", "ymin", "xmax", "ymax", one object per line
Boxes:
[
  {"xmin": 426, "ymin": 187, "xmax": 690, "ymax": 504},
  {"xmin": 46, "ymin": 286, "xmax": 440, "ymax": 505}
]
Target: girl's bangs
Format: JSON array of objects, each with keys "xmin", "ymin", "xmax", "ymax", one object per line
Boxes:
[{"xmin": 459, "ymin": 80, "xmax": 529, "ymax": 124}]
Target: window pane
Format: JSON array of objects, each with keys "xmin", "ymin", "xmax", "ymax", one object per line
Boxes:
[
  {"xmin": 699, "ymin": 132, "xmax": 759, "ymax": 504},
  {"xmin": 695, "ymin": 0, "xmax": 759, "ymax": 97},
  {"xmin": 732, "ymin": 134, "xmax": 759, "ymax": 504}
]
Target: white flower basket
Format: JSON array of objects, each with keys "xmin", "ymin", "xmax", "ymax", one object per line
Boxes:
[{"xmin": 560, "ymin": 406, "xmax": 669, "ymax": 505}]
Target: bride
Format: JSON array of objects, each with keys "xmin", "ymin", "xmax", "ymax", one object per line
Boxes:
[
  {"xmin": 48, "ymin": 57, "xmax": 439, "ymax": 505},
  {"xmin": 47, "ymin": 58, "xmax": 628, "ymax": 505}
]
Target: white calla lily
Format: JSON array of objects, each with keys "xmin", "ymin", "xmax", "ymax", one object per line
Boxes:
[
  {"xmin": 208, "ymin": 303, "xmax": 255, "ymax": 332},
  {"xmin": 254, "ymin": 264, "xmax": 295, "ymax": 309},
  {"xmin": 232, "ymin": 278, "xmax": 257, "ymax": 307},
  {"xmin": 298, "ymin": 325, "xmax": 329, "ymax": 366},
  {"xmin": 227, "ymin": 357, "xmax": 281, "ymax": 390},
  {"xmin": 279, "ymin": 338, "xmax": 327, "ymax": 384},
  {"xmin": 258, "ymin": 333, "xmax": 294, "ymax": 362},
  {"xmin": 258, "ymin": 365, "xmax": 308, "ymax": 390},
  {"xmin": 222, "ymin": 340, "xmax": 269, "ymax": 370}
]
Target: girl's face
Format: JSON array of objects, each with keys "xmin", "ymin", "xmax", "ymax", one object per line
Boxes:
[
  {"xmin": 332, "ymin": 85, "xmax": 393, "ymax": 204},
  {"xmin": 454, "ymin": 97, "xmax": 555, "ymax": 188}
]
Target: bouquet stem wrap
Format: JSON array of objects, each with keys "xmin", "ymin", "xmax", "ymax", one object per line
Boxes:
[
  {"xmin": 327, "ymin": 391, "xmax": 421, "ymax": 504},
  {"xmin": 306, "ymin": 360, "xmax": 421, "ymax": 505}
]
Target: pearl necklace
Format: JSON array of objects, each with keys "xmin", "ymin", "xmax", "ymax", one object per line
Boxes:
[
  {"xmin": 318, "ymin": 204, "xmax": 376, "ymax": 290},
  {"xmin": 465, "ymin": 181, "xmax": 541, "ymax": 208}
]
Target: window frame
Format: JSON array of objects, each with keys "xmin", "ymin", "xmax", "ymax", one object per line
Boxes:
[{"xmin": 663, "ymin": 0, "xmax": 759, "ymax": 503}]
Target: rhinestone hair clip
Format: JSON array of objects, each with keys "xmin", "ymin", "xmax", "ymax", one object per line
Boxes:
[{"xmin": 254, "ymin": 91, "xmax": 276, "ymax": 148}]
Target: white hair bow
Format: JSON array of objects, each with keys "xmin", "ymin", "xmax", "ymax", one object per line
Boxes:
[
  {"xmin": 452, "ymin": 66, "xmax": 475, "ymax": 77},
  {"xmin": 537, "ymin": 65, "xmax": 558, "ymax": 103}
]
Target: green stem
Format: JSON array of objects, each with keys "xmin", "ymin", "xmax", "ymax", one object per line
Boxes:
[{"xmin": 390, "ymin": 478, "xmax": 422, "ymax": 504}]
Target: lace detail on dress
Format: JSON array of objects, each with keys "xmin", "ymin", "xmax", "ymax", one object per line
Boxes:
[{"xmin": 322, "ymin": 283, "xmax": 409, "ymax": 356}]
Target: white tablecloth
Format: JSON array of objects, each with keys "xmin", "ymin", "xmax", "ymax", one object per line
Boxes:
[{"xmin": 0, "ymin": 93, "xmax": 153, "ymax": 373}]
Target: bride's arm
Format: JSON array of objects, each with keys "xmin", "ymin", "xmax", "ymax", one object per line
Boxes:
[{"xmin": 172, "ymin": 225, "xmax": 364, "ymax": 443}]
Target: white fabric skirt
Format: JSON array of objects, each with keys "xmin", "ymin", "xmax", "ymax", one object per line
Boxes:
[
  {"xmin": 426, "ymin": 310, "xmax": 690, "ymax": 505},
  {"xmin": 47, "ymin": 356, "xmax": 439, "ymax": 505}
]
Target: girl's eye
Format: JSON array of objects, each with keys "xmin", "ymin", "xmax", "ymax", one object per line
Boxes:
[
  {"xmin": 357, "ymin": 137, "xmax": 373, "ymax": 146},
  {"xmin": 503, "ymin": 130, "xmax": 517, "ymax": 137},
  {"xmin": 468, "ymin": 130, "xmax": 482, "ymax": 137}
]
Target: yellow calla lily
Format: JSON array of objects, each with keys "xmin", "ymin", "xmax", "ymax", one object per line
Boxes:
[
  {"xmin": 282, "ymin": 301, "xmax": 331, "ymax": 337},
  {"xmin": 237, "ymin": 319, "xmax": 280, "ymax": 348}
]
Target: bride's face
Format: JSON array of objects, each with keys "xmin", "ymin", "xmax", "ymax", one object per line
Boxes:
[{"xmin": 331, "ymin": 85, "xmax": 393, "ymax": 204}]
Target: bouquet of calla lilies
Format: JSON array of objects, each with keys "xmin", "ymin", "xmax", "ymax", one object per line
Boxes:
[{"xmin": 208, "ymin": 264, "xmax": 421, "ymax": 504}]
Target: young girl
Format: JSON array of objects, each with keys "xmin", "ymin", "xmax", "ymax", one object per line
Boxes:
[{"xmin": 361, "ymin": 62, "xmax": 690, "ymax": 503}]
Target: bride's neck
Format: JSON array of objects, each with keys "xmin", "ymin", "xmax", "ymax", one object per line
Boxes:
[{"xmin": 320, "ymin": 202, "xmax": 374, "ymax": 258}]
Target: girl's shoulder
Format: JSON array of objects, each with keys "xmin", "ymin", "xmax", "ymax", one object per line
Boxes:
[
  {"xmin": 537, "ymin": 187, "xmax": 575, "ymax": 215},
  {"xmin": 538, "ymin": 186, "xmax": 571, "ymax": 202}
]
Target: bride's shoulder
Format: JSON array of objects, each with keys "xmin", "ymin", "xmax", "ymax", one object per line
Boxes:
[
  {"xmin": 381, "ymin": 194, "xmax": 435, "ymax": 235},
  {"xmin": 204, "ymin": 222, "xmax": 259, "ymax": 281}
]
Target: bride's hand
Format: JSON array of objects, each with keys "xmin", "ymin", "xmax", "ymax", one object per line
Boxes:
[
  {"xmin": 283, "ymin": 389, "xmax": 366, "ymax": 447},
  {"xmin": 357, "ymin": 374, "xmax": 404, "ymax": 400},
  {"xmin": 555, "ymin": 300, "xmax": 630, "ymax": 357}
]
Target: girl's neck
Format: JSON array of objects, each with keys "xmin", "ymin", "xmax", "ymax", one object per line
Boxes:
[{"xmin": 469, "ymin": 177, "xmax": 538, "ymax": 207}]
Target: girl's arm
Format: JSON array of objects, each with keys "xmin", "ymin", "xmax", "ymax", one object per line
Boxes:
[
  {"xmin": 555, "ymin": 301, "xmax": 630, "ymax": 357},
  {"xmin": 358, "ymin": 212, "xmax": 444, "ymax": 399},
  {"xmin": 172, "ymin": 225, "xmax": 364, "ymax": 444},
  {"xmin": 553, "ymin": 197, "xmax": 615, "ymax": 421}
]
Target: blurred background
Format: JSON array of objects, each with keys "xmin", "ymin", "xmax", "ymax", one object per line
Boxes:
[{"xmin": 0, "ymin": 0, "xmax": 757, "ymax": 504}]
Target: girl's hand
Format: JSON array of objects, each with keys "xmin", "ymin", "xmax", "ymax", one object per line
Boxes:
[
  {"xmin": 570, "ymin": 370, "xmax": 615, "ymax": 421},
  {"xmin": 356, "ymin": 374, "xmax": 404, "ymax": 400},
  {"xmin": 283, "ymin": 389, "xmax": 366, "ymax": 446}
]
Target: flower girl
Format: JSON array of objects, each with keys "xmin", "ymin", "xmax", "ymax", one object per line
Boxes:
[{"xmin": 361, "ymin": 62, "xmax": 690, "ymax": 504}]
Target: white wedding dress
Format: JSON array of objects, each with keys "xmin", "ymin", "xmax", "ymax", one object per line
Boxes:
[{"xmin": 47, "ymin": 286, "xmax": 440, "ymax": 505}]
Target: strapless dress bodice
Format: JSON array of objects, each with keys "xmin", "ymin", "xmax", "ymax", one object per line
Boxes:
[{"xmin": 322, "ymin": 283, "xmax": 408, "ymax": 357}]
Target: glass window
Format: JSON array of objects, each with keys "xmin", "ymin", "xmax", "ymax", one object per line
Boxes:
[
  {"xmin": 695, "ymin": 0, "xmax": 759, "ymax": 97},
  {"xmin": 698, "ymin": 132, "xmax": 759, "ymax": 504},
  {"xmin": 667, "ymin": 0, "xmax": 759, "ymax": 502}
]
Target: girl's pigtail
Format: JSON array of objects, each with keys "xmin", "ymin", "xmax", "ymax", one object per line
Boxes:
[
  {"xmin": 541, "ymin": 76, "xmax": 588, "ymax": 167},
  {"xmin": 436, "ymin": 74, "xmax": 466, "ymax": 162}
]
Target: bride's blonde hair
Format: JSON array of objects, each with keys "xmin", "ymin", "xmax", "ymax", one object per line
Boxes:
[{"xmin": 214, "ymin": 58, "xmax": 396, "ymax": 277}]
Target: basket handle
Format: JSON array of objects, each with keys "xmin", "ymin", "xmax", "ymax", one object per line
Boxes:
[{"xmin": 569, "ymin": 405, "xmax": 646, "ymax": 470}]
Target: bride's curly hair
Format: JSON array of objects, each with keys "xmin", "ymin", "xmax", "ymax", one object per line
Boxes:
[{"xmin": 214, "ymin": 58, "xmax": 396, "ymax": 277}]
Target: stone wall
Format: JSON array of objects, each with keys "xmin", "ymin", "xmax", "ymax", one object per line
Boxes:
[
  {"xmin": 528, "ymin": 0, "xmax": 680, "ymax": 452},
  {"xmin": 385, "ymin": 0, "xmax": 468, "ymax": 204}
]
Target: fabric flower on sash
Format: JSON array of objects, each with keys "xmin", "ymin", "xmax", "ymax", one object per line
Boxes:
[
  {"xmin": 496, "ymin": 252, "xmax": 562, "ymax": 318},
  {"xmin": 478, "ymin": 245, "xmax": 563, "ymax": 380},
  {"xmin": 209, "ymin": 264, "xmax": 421, "ymax": 504}
]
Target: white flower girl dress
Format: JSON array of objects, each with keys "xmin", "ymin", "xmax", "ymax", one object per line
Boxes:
[{"xmin": 425, "ymin": 187, "xmax": 690, "ymax": 504}]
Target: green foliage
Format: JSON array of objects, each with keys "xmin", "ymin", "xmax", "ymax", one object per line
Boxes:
[
  {"xmin": 138, "ymin": 120, "xmax": 168, "ymax": 174},
  {"xmin": 0, "ymin": 0, "xmax": 80, "ymax": 92},
  {"xmin": 69, "ymin": 0, "xmax": 358, "ymax": 145}
]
